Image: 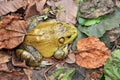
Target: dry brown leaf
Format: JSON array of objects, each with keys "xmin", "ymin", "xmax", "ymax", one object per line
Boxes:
[
  {"xmin": 0, "ymin": 63, "xmax": 9, "ymax": 72},
  {"xmin": 79, "ymin": 0, "xmax": 114, "ymax": 18},
  {"xmin": 77, "ymin": 36, "xmax": 110, "ymax": 52},
  {"xmin": 107, "ymin": 27, "xmax": 120, "ymax": 42},
  {"xmin": 0, "ymin": 15, "xmax": 27, "ymax": 49},
  {"xmin": 65, "ymin": 50, "xmax": 75, "ymax": 64},
  {"xmin": 0, "ymin": 71, "xmax": 28, "ymax": 80},
  {"xmin": 0, "ymin": 0, "xmax": 27, "ymax": 16},
  {"xmin": 55, "ymin": 0, "xmax": 78, "ymax": 24},
  {"xmin": 12, "ymin": 52, "xmax": 28, "ymax": 68},
  {"xmin": 25, "ymin": 0, "xmax": 46, "ymax": 19},
  {"xmin": 24, "ymin": 69, "xmax": 44, "ymax": 80},
  {"xmin": 0, "ymin": 51, "xmax": 11, "ymax": 64},
  {"xmin": 115, "ymin": 0, "xmax": 120, "ymax": 8},
  {"xmin": 76, "ymin": 36, "xmax": 110, "ymax": 68},
  {"xmin": 25, "ymin": 2, "xmax": 39, "ymax": 19},
  {"xmin": 24, "ymin": 69, "xmax": 32, "ymax": 80},
  {"xmin": 36, "ymin": 0, "xmax": 46, "ymax": 14}
]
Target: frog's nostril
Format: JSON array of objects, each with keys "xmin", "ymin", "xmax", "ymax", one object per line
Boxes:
[{"xmin": 67, "ymin": 35, "xmax": 71, "ymax": 38}]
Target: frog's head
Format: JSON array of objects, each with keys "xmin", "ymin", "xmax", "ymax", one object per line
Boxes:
[{"xmin": 55, "ymin": 22, "xmax": 78, "ymax": 45}]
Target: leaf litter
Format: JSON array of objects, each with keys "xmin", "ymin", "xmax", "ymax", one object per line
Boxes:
[
  {"xmin": 0, "ymin": 15, "xmax": 27, "ymax": 49},
  {"xmin": 0, "ymin": 0, "xmax": 120, "ymax": 80}
]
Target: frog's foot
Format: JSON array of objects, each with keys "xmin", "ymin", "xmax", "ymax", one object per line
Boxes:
[
  {"xmin": 15, "ymin": 46, "xmax": 43, "ymax": 67},
  {"xmin": 54, "ymin": 45, "xmax": 68, "ymax": 60}
]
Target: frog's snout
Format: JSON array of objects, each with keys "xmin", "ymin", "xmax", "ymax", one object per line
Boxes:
[{"xmin": 64, "ymin": 27, "xmax": 78, "ymax": 44}]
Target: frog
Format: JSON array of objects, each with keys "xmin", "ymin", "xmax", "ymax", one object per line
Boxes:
[{"xmin": 16, "ymin": 19, "xmax": 78, "ymax": 66}]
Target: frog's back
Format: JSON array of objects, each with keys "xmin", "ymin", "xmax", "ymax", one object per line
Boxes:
[
  {"xmin": 25, "ymin": 21, "xmax": 61, "ymax": 57},
  {"xmin": 24, "ymin": 20, "xmax": 77, "ymax": 58}
]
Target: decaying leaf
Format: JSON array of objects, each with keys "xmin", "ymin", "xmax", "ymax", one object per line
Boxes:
[
  {"xmin": 55, "ymin": 0, "xmax": 78, "ymax": 24},
  {"xmin": 25, "ymin": 0, "xmax": 46, "ymax": 19},
  {"xmin": 65, "ymin": 50, "xmax": 75, "ymax": 64},
  {"xmin": 24, "ymin": 69, "xmax": 45, "ymax": 80},
  {"xmin": 24, "ymin": 69, "xmax": 32, "ymax": 80},
  {"xmin": 0, "ymin": 0, "xmax": 27, "ymax": 16},
  {"xmin": 0, "ymin": 50, "xmax": 10, "ymax": 64},
  {"xmin": 115, "ymin": 0, "xmax": 120, "ymax": 8},
  {"xmin": 79, "ymin": 0, "xmax": 114, "ymax": 18},
  {"xmin": 12, "ymin": 52, "xmax": 28, "ymax": 68},
  {"xmin": 90, "ymin": 68, "xmax": 103, "ymax": 80},
  {"xmin": 0, "ymin": 63, "xmax": 9, "ymax": 72},
  {"xmin": 0, "ymin": 15, "xmax": 27, "ymax": 49},
  {"xmin": 0, "ymin": 71, "xmax": 28, "ymax": 80},
  {"xmin": 107, "ymin": 27, "xmax": 120, "ymax": 42},
  {"xmin": 76, "ymin": 36, "xmax": 110, "ymax": 68},
  {"xmin": 0, "ymin": 50, "xmax": 11, "ymax": 72}
]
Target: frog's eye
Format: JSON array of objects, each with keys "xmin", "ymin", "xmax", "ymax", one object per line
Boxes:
[{"xmin": 58, "ymin": 37, "xmax": 65, "ymax": 44}]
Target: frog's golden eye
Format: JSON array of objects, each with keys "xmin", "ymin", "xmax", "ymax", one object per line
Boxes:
[{"xmin": 58, "ymin": 37, "xmax": 65, "ymax": 44}]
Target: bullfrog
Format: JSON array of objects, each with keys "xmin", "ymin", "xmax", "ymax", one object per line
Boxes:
[{"xmin": 16, "ymin": 19, "xmax": 77, "ymax": 66}]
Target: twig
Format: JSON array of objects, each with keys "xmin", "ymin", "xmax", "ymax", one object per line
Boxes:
[{"xmin": 43, "ymin": 63, "xmax": 56, "ymax": 80}]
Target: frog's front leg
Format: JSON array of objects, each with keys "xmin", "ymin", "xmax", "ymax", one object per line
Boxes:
[
  {"xmin": 15, "ymin": 45, "xmax": 42, "ymax": 67},
  {"xmin": 54, "ymin": 45, "xmax": 68, "ymax": 60}
]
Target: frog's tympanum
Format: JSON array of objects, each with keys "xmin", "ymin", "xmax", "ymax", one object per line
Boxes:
[{"xmin": 16, "ymin": 20, "xmax": 77, "ymax": 66}]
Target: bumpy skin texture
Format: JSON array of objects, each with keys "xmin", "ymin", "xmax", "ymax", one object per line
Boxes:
[{"xmin": 24, "ymin": 21, "xmax": 78, "ymax": 58}]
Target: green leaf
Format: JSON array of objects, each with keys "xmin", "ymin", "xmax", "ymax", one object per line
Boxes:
[
  {"xmin": 78, "ymin": 8, "xmax": 120, "ymax": 38},
  {"xmin": 78, "ymin": 17, "xmax": 102, "ymax": 26},
  {"xmin": 53, "ymin": 67, "xmax": 66, "ymax": 78},
  {"xmin": 78, "ymin": 17, "xmax": 85, "ymax": 25},
  {"xmin": 100, "ymin": 74, "xmax": 105, "ymax": 80},
  {"xmin": 100, "ymin": 33, "xmax": 112, "ymax": 49},
  {"xmin": 104, "ymin": 48, "xmax": 120, "ymax": 80},
  {"xmin": 72, "ymin": 30, "xmax": 87, "ymax": 51},
  {"xmin": 61, "ymin": 69, "xmax": 76, "ymax": 80}
]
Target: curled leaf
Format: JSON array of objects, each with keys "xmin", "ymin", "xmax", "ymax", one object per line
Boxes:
[
  {"xmin": 76, "ymin": 36, "xmax": 110, "ymax": 68},
  {"xmin": 0, "ymin": 0, "xmax": 27, "ymax": 16},
  {"xmin": 25, "ymin": 0, "xmax": 46, "ymax": 19},
  {"xmin": 0, "ymin": 15, "xmax": 27, "ymax": 49}
]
